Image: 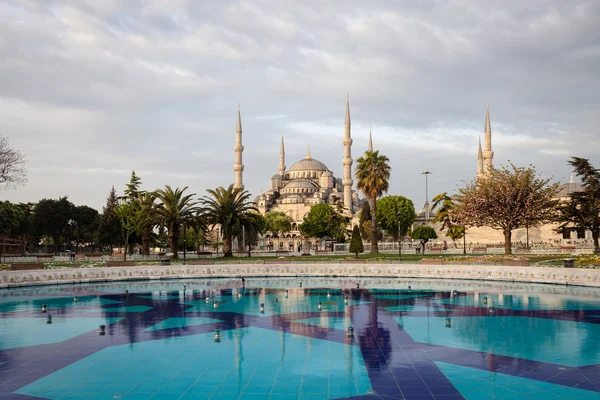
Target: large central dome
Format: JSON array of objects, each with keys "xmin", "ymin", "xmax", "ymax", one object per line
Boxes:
[{"xmin": 289, "ymin": 156, "xmax": 328, "ymax": 172}]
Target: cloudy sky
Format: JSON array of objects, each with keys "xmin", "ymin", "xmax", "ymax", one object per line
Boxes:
[{"xmin": 1, "ymin": 0, "xmax": 599, "ymax": 211}]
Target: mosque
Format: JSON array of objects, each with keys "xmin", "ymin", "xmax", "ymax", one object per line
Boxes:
[
  {"xmin": 232, "ymin": 97, "xmax": 364, "ymax": 251},
  {"xmin": 415, "ymin": 103, "xmax": 588, "ymax": 248}
]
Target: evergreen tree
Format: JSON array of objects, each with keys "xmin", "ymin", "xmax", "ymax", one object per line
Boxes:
[
  {"xmin": 98, "ymin": 186, "xmax": 122, "ymax": 252},
  {"xmin": 558, "ymin": 157, "xmax": 600, "ymax": 253},
  {"xmin": 348, "ymin": 225, "xmax": 364, "ymax": 259},
  {"xmin": 123, "ymin": 170, "xmax": 142, "ymax": 202}
]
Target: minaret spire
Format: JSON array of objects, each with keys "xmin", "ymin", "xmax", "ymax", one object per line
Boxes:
[
  {"xmin": 306, "ymin": 145, "xmax": 311, "ymax": 159},
  {"xmin": 278, "ymin": 134, "xmax": 286, "ymax": 176},
  {"xmin": 482, "ymin": 101, "xmax": 494, "ymax": 174},
  {"xmin": 233, "ymin": 104, "xmax": 244, "ymax": 190},
  {"xmin": 477, "ymin": 136, "xmax": 484, "ymax": 178},
  {"xmin": 342, "ymin": 94, "xmax": 353, "ymax": 216},
  {"xmin": 368, "ymin": 127, "xmax": 373, "ymax": 152}
]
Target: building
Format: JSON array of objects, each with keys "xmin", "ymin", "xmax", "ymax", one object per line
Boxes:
[
  {"xmin": 234, "ymin": 97, "xmax": 364, "ymax": 251},
  {"xmin": 417, "ymin": 103, "xmax": 588, "ymax": 248}
]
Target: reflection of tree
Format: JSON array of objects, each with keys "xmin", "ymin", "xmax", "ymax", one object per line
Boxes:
[{"xmin": 357, "ymin": 295, "xmax": 392, "ymax": 370}]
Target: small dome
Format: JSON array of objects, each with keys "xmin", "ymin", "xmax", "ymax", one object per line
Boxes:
[
  {"xmin": 289, "ymin": 157, "xmax": 328, "ymax": 172},
  {"xmin": 271, "ymin": 174, "xmax": 281, "ymax": 180}
]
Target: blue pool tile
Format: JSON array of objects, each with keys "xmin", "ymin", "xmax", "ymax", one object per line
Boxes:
[
  {"xmin": 143, "ymin": 317, "xmax": 221, "ymax": 332},
  {"xmin": 0, "ymin": 317, "xmax": 122, "ymax": 350},
  {"xmin": 398, "ymin": 316, "xmax": 600, "ymax": 367}
]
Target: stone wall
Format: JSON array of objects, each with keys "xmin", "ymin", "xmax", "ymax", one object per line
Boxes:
[{"xmin": 2, "ymin": 263, "xmax": 600, "ymax": 289}]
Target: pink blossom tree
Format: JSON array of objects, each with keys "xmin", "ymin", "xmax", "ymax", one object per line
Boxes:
[{"xmin": 453, "ymin": 164, "xmax": 559, "ymax": 255}]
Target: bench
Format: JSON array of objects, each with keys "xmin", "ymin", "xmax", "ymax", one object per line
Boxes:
[
  {"xmin": 106, "ymin": 261, "xmax": 135, "ymax": 267},
  {"xmin": 315, "ymin": 250, "xmax": 330, "ymax": 254},
  {"xmin": 560, "ymin": 246, "xmax": 576, "ymax": 251},
  {"xmin": 185, "ymin": 259, "xmax": 214, "ymax": 265},
  {"xmin": 472, "ymin": 247, "xmax": 487, "ymax": 253},
  {"xmin": 429, "ymin": 248, "xmax": 443, "ymax": 253},
  {"xmin": 10, "ymin": 263, "xmax": 45, "ymax": 271}
]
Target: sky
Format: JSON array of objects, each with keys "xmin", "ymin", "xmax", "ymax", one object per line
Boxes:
[{"xmin": 1, "ymin": 0, "xmax": 599, "ymax": 212}]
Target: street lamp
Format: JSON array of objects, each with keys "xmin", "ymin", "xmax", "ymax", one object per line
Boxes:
[
  {"xmin": 397, "ymin": 210, "xmax": 402, "ymax": 261},
  {"xmin": 421, "ymin": 171, "xmax": 433, "ymax": 224},
  {"xmin": 183, "ymin": 221, "xmax": 187, "ymax": 265}
]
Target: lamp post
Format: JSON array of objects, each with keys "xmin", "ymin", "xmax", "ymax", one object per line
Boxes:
[
  {"xmin": 397, "ymin": 210, "xmax": 402, "ymax": 261},
  {"xmin": 421, "ymin": 171, "xmax": 432, "ymax": 224},
  {"xmin": 216, "ymin": 228, "xmax": 220, "ymax": 256}
]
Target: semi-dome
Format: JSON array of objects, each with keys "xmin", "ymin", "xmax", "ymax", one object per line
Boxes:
[
  {"xmin": 285, "ymin": 179, "xmax": 318, "ymax": 189},
  {"xmin": 289, "ymin": 157, "xmax": 328, "ymax": 172}
]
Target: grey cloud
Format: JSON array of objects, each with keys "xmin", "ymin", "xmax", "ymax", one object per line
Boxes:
[{"xmin": 1, "ymin": 0, "xmax": 599, "ymax": 210}]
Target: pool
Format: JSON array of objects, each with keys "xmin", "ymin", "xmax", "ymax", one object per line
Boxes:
[{"xmin": 2, "ymin": 277, "xmax": 600, "ymax": 399}]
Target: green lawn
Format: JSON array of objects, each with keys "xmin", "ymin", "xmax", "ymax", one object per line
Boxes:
[{"xmin": 2, "ymin": 252, "xmax": 598, "ymax": 269}]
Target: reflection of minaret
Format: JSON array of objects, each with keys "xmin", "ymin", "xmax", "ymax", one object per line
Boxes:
[
  {"xmin": 342, "ymin": 95, "xmax": 354, "ymax": 216},
  {"xmin": 234, "ymin": 104, "xmax": 244, "ymax": 190},
  {"xmin": 483, "ymin": 102, "xmax": 494, "ymax": 174},
  {"xmin": 279, "ymin": 135, "xmax": 286, "ymax": 177},
  {"xmin": 477, "ymin": 137, "xmax": 484, "ymax": 178},
  {"xmin": 368, "ymin": 127, "xmax": 373, "ymax": 152}
]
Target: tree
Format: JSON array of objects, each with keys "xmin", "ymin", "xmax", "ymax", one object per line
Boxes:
[
  {"xmin": 0, "ymin": 136, "xmax": 27, "ymax": 190},
  {"xmin": 0, "ymin": 201, "xmax": 23, "ymax": 236},
  {"xmin": 300, "ymin": 203, "xmax": 345, "ymax": 241},
  {"xmin": 137, "ymin": 191, "xmax": 156, "ymax": 255},
  {"xmin": 13, "ymin": 203, "xmax": 36, "ymax": 254},
  {"xmin": 264, "ymin": 211, "xmax": 292, "ymax": 237},
  {"xmin": 115, "ymin": 202, "xmax": 151, "ymax": 261},
  {"xmin": 72, "ymin": 205, "xmax": 99, "ymax": 252},
  {"xmin": 454, "ymin": 164, "xmax": 559, "ymax": 255},
  {"xmin": 557, "ymin": 157, "xmax": 600, "ymax": 253},
  {"xmin": 411, "ymin": 226, "xmax": 438, "ymax": 254},
  {"xmin": 376, "ymin": 196, "xmax": 416, "ymax": 241},
  {"xmin": 154, "ymin": 186, "xmax": 199, "ymax": 259},
  {"xmin": 123, "ymin": 171, "xmax": 142, "ymax": 202},
  {"xmin": 431, "ymin": 192, "xmax": 466, "ymax": 252},
  {"xmin": 33, "ymin": 197, "xmax": 75, "ymax": 253},
  {"xmin": 349, "ymin": 225, "xmax": 364, "ymax": 258},
  {"xmin": 98, "ymin": 187, "xmax": 122, "ymax": 252},
  {"xmin": 233, "ymin": 212, "xmax": 265, "ymax": 255},
  {"xmin": 201, "ymin": 184, "xmax": 258, "ymax": 257},
  {"xmin": 359, "ymin": 201, "xmax": 371, "ymax": 240},
  {"xmin": 355, "ymin": 150, "xmax": 391, "ymax": 254}
]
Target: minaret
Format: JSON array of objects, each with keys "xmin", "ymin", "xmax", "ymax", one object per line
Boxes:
[
  {"xmin": 368, "ymin": 127, "xmax": 373, "ymax": 152},
  {"xmin": 477, "ymin": 136, "xmax": 484, "ymax": 178},
  {"xmin": 483, "ymin": 102, "xmax": 494, "ymax": 174},
  {"xmin": 278, "ymin": 135, "xmax": 286, "ymax": 177},
  {"xmin": 342, "ymin": 94, "xmax": 353, "ymax": 216},
  {"xmin": 233, "ymin": 104, "xmax": 244, "ymax": 190}
]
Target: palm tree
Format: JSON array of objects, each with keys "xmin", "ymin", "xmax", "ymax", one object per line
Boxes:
[
  {"xmin": 154, "ymin": 186, "xmax": 199, "ymax": 259},
  {"xmin": 201, "ymin": 184, "xmax": 258, "ymax": 257},
  {"xmin": 137, "ymin": 191, "xmax": 156, "ymax": 256},
  {"xmin": 432, "ymin": 192, "xmax": 466, "ymax": 253},
  {"xmin": 355, "ymin": 150, "xmax": 391, "ymax": 254},
  {"xmin": 233, "ymin": 212, "xmax": 265, "ymax": 256}
]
